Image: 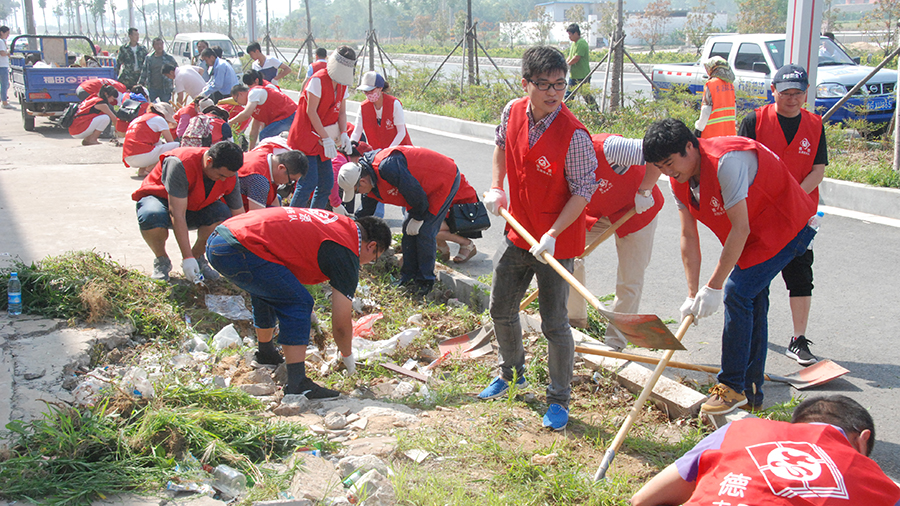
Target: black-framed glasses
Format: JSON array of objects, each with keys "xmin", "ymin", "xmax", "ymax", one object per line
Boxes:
[{"xmin": 529, "ymin": 80, "xmax": 567, "ymax": 91}]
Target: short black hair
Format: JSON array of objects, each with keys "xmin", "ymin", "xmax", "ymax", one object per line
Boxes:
[
  {"xmin": 0, "ymin": 26, "xmax": 10, "ymax": 35},
  {"xmin": 98, "ymin": 84, "xmax": 118, "ymax": 100},
  {"xmin": 207, "ymin": 141, "xmax": 244, "ymax": 172},
  {"xmin": 212, "ymin": 46, "xmax": 223, "ymax": 58},
  {"xmin": 231, "ymin": 84, "xmax": 249, "ymax": 96},
  {"xmin": 161, "ymin": 63, "xmax": 176, "ymax": 75},
  {"xmin": 315, "ymin": 47, "xmax": 327, "ymax": 59},
  {"xmin": 275, "ymin": 150, "xmax": 308, "ymax": 177},
  {"xmin": 130, "ymin": 85, "xmax": 148, "ymax": 97},
  {"xmin": 127, "ymin": 27, "xmax": 138, "ymax": 36},
  {"xmin": 357, "ymin": 216, "xmax": 392, "ymax": 254},
  {"xmin": 792, "ymin": 395, "xmax": 876, "ymax": 456},
  {"xmin": 642, "ymin": 118, "xmax": 698, "ymax": 164},
  {"xmin": 152, "ymin": 37, "xmax": 164, "ymax": 45},
  {"xmin": 197, "ymin": 40, "xmax": 209, "ymax": 49},
  {"xmin": 242, "ymin": 69, "xmax": 265, "ymax": 86},
  {"xmin": 201, "ymin": 48, "xmax": 216, "ymax": 59},
  {"xmin": 566, "ymin": 23, "xmax": 580, "ymax": 35},
  {"xmin": 521, "ymin": 46, "xmax": 567, "ymax": 81},
  {"xmin": 247, "ymin": 41, "xmax": 261, "ymax": 54},
  {"xmin": 205, "ymin": 107, "xmax": 229, "ymax": 121},
  {"xmin": 336, "ymin": 45, "xmax": 356, "ymax": 61}
]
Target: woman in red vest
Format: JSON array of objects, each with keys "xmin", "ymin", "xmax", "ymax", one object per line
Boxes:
[
  {"xmin": 287, "ymin": 45, "xmax": 356, "ymax": 209},
  {"xmin": 115, "ymin": 86, "xmax": 151, "ymax": 138},
  {"xmin": 69, "ymin": 85, "xmax": 118, "ymax": 145},
  {"xmin": 351, "ymin": 71, "xmax": 412, "ymax": 149},
  {"xmin": 694, "ymin": 56, "xmax": 736, "ymax": 138},
  {"xmin": 123, "ymin": 101, "xmax": 180, "ymax": 177}
]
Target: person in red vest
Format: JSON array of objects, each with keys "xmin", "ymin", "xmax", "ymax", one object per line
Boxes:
[
  {"xmin": 229, "ymin": 83, "xmax": 296, "ymax": 149},
  {"xmin": 131, "ymin": 142, "xmax": 245, "ymax": 282},
  {"xmin": 632, "ymin": 395, "xmax": 900, "ymax": 506},
  {"xmin": 180, "ymin": 103, "xmax": 233, "ymax": 147},
  {"xmin": 68, "ymin": 85, "xmax": 118, "ymax": 146},
  {"xmin": 566, "ymin": 134, "xmax": 663, "ymax": 351},
  {"xmin": 436, "ymin": 173, "xmax": 481, "ymax": 264},
  {"xmin": 206, "ymin": 209, "xmax": 391, "ymax": 397},
  {"xmin": 337, "ymin": 145, "xmax": 460, "ymax": 296},
  {"xmin": 287, "ymin": 45, "xmax": 356, "ymax": 209},
  {"xmin": 643, "ymin": 118, "xmax": 816, "ymax": 415},
  {"xmin": 739, "ymin": 64, "xmax": 828, "ymax": 367},
  {"xmin": 76, "ymin": 77, "xmax": 127, "ymax": 103},
  {"xmin": 694, "ymin": 56, "xmax": 736, "ymax": 138},
  {"xmin": 478, "ymin": 46, "xmax": 599, "ymax": 432},
  {"xmin": 174, "ymin": 95, "xmax": 204, "ymax": 138},
  {"xmin": 123, "ymin": 101, "xmax": 180, "ymax": 177},
  {"xmin": 238, "ymin": 143, "xmax": 308, "ymax": 211},
  {"xmin": 115, "ymin": 85, "xmax": 151, "ymax": 138},
  {"xmin": 302, "ymin": 46, "xmax": 328, "ymax": 88}
]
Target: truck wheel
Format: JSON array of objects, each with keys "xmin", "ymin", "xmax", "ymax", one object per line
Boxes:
[{"xmin": 21, "ymin": 98, "xmax": 35, "ymax": 131}]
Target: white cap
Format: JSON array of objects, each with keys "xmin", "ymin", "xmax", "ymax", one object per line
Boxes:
[{"xmin": 338, "ymin": 162, "xmax": 362, "ymax": 203}]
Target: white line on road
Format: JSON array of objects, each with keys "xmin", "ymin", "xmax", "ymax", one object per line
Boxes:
[
  {"xmin": 818, "ymin": 205, "xmax": 900, "ymax": 228},
  {"xmin": 405, "ymin": 124, "xmax": 496, "ymax": 146}
]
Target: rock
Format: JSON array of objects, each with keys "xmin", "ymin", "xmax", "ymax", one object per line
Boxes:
[
  {"xmin": 273, "ymin": 394, "xmax": 310, "ymax": 416},
  {"xmin": 416, "ymin": 348, "xmax": 439, "ymax": 361},
  {"xmin": 324, "ymin": 411, "xmax": 348, "ymax": 430},
  {"xmin": 356, "ymin": 406, "xmax": 419, "ymax": 427},
  {"xmin": 273, "ymin": 363, "xmax": 287, "ymax": 384},
  {"xmin": 349, "ymin": 470, "xmax": 395, "ymax": 506},
  {"xmin": 347, "ymin": 417, "xmax": 368, "ymax": 431},
  {"xmin": 343, "ymin": 436, "xmax": 397, "ymax": 457},
  {"xmin": 337, "ymin": 455, "xmax": 390, "ymax": 479},
  {"xmin": 391, "ymin": 381, "xmax": 415, "ymax": 399},
  {"xmin": 213, "ymin": 375, "xmax": 228, "ymax": 388},
  {"xmin": 240, "ymin": 383, "xmax": 276, "ymax": 396},
  {"xmin": 288, "ymin": 454, "xmax": 343, "ymax": 502},
  {"xmin": 24, "ymin": 369, "xmax": 46, "ymax": 380},
  {"xmin": 349, "ymin": 386, "xmax": 376, "ymax": 399},
  {"xmin": 244, "ymin": 369, "xmax": 275, "ymax": 385},
  {"xmin": 370, "ymin": 383, "xmax": 396, "ymax": 397}
]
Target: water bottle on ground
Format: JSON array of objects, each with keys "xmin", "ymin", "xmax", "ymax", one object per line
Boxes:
[
  {"xmin": 807, "ymin": 211, "xmax": 824, "ymax": 250},
  {"xmin": 207, "ymin": 464, "xmax": 246, "ymax": 498},
  {"xmin": 7, "ymin": 272, "xmax": 22, "ymax": 317}
]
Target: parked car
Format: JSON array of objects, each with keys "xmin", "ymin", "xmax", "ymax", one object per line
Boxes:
[
  {"xmin": 652, "ymin": 33, "xmax": 897, "ymax": 125},
  {"xmin": 170, "ymin": 32, "xmax": 244, "ymax": 78}
]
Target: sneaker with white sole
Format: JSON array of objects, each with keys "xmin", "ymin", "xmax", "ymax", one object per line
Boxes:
[
  {"xmin": 198, "ymin": 256, "xmax": 220, "ymax": 282},
  {"xmin": 542, "ymin": 403, "xmax": 569, "ymax": 431},
  {"xmin": 151, "ymin": 256, "xmax": 172, "ymax": 281},
  {"xmin": 700, "ymin": 383, "xmax": 747, "ymax": 415},
  {"xmin": 477, "ymin": 375, "xmax": 528, "ymax": 400},
  {"xmin": 786, "ymin": 335, "xmax": 817, "ymax": 366}
]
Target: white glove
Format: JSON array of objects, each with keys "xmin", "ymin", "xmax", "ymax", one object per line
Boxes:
[
  {"xmin": 634, "ymin": 191, "xmax": 655, "ymax": 214},
  {"xmin": 271, "ymin": 78, "xmax": 280, "ymax": 86},
  {"xmin": 680, "ymin": 297, "xmax": 696, "ymax": 323},
  {"xmin": 322, "ymin": 137, "xmax": 338, "ymax": 159},
  {"xmin": 339, "ymin": 132, "xmax": 352, "ymax": 154},
  {"xmin": 691, "ymin": 286, "xmax": 723, "ymax": 320},
  {"xmin": 182, "ymin": 258, "xmax": 204, "ymax": 284},
  {"xmin": 529, "ymin": 233, "xmax": 556, "ymax": 264},
  {"xmin": 332, "ymin": 204, "xmax": 348, "ymax": 216},
  {"xmin": 406, "ymin": 219, "xmax": 424, "ymax": 236},
  {"xmin": 342, "ymin": 351, "xmax": 356, "ymax": 375},
  {"xmin": 482, "ymin": 188, "xmax": 507, "ymax": 216}
]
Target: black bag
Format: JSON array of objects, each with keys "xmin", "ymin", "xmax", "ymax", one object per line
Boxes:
[
  {"xmin": 448, "ymin": 201, "xmax": 491, "ymax": 237},
  {"xmin": 116, "ymin": 99, "xmax": 143, "ymax": 123},
  {"xmin": 58, "ymin": 103, "xmax": 79, "ymax": 129}
]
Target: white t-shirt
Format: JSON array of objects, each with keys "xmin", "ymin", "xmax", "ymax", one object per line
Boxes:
[
  {"xmin": 252, "ymin": 56, "xmax": 282, "ymax": 83},
  {"xmin": 305, "ymin": 77, "xmax": 350, "ymax": 101},
  {"xmin": 0, "ymin": 39, "xmax": 9, "ymax": 68},
  {"xmin": 174, "ymin": 66, "xmax": 206, "ymax": 98},
  {"xmin": 130, "ymin": 44, "xmax": 140, "ymax": 71},
  {"xmin": 248, "ymin": 87, "xmax": 269, "ymax": 105},
  {"xmin": 146, "ymin": 115, "xmax": 171, "ymax": 132}
]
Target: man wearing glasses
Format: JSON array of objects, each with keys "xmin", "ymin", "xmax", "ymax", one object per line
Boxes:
[
  {"xmin": 478, "ymin": 46, "xmax": 599, "ymax": 431},
  {"xmin": 237, "ymin": 138, "xmax": 308, "ymax": 211},
  {"xmin": 206, "ymin": 209, "xmax": 391, "ymax": 399},
  {"xmin": 738, "ymin": 64, "xmax": 828, "ymax": 368}
]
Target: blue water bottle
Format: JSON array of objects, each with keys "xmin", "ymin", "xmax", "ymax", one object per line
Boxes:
[{"xmin": 8, "ymin": 272, "xmax": 22, "ymax": 317}]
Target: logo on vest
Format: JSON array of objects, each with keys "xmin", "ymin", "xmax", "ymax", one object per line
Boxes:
[
  {"xmin": 745, "ymin": 441, "xmax": 849, "ymax": 499},
  {"xmin": 535, "ymin": 156, "xmax": 553, "ymax": 176},
  {"xmin": 385, "ymin": 118, "xmax": 394, "ymax": 130},
  {"xmin": 798, "ymin": 137, "xmax": 812, "ymax": 156},
  {"xmin": 388, "ymin": 188, "xmax": 399, "ymax": 197},
  {"xmin": 597, "ymin": 179, "xmax": 611, "ymax": 194},
  {"xmin": 304, "ymin": 208, "xmax": 340, "ymax": 224},
  {"xmin": 710, "ymin": 196, "xmax": 725, "ymax": 216}
]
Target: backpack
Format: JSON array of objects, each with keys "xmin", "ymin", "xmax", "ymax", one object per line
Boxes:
[
  {"xmin": 58, "ymin": 103, "xmax": 79, "ymax": 129},
  {"xmin": 116, "ymin": 98, "xmax": 143, "ymax": 123},
  {"xmin": 181, "ymin": 114, "xmax": 213, "ymax": 147}
]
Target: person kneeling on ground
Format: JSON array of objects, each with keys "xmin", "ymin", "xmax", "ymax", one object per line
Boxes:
[
  {"xmin": 123, "ymin": 100, "xmax": 180, "ymax": 177},
  {"xmin": 238, "ymin": 139, "xmax": 308, "ymax": 211},
  {"xmin": 68, "ymin": 84, "xmax": 118, "ymax": 146},
  {"xmin": 631, "ymin": 395, "xmax": 900, "ymax": 505},
  {"xmin": 131, "ymin": 142, "xmax": 245, "ymax": 282},
  {"xmin": 206, "ymin": 209, "xmax": 391, "ymax": 398}
]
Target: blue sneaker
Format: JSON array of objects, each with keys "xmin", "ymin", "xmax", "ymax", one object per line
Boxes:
[
  {"xmin": 542, "ymin": 404, "xmax": 568, "ymax": 431},
  {"xmin": 478, "ymin": 375, "xmax": 527, "ymax": 400}
]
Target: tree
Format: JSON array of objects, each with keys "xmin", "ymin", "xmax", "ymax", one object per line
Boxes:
[
  {"xmin": 565, "ymin": 4, "xmax": 593, "ymax": 46},
  {"xmin": 633, "ymin": 0, "xmax": 671, "ymax": 54},
  {"xmin": 412, "ymin": 14, "xmax": 431, "ymax": 45},
  {"xmin": 53, "ymin": 1, "xmax": 63, "ymax": 32},
  {"xmin": 432, "ymin": 7, "xmax": 449, "ymax": 44},
  {"xmin": 531, "ymin": 6, "xmax": 552, "ymax": 45},
  {"xmin": 683, "ymin": 0, "xmax": 716, "ymax": 54},
  {"xmin": 38, "ymin": 0, "xmax": 47, "ymax": 32},
  {"xmin": 190, "ymin": 0, "xmax": 214, "ymax": 31},
  {"xmin": 594, "ymin": 1, "xmax": 617, "ymax": 45},
  {"xmin": 501, "ymin": 7, "xmax": 525, "ymax": 50},
  {"xmin": 330, "ymin": 14, "xmax": 343, "ymax": 41},
  {"xmin": 859, "ymin": 0, "xmax": 900, "ymax": 58},
  {"xmin": 822, "ymin": 0, "xmax": 840, "ymax": 33},
  {"xmin": 735, "ymin": 0, "xmax": 786, "ymax": 34}
]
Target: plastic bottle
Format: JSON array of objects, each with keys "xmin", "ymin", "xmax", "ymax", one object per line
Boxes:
[
  {"xmin": 7, "ymin": 272, "xmax": 21, "ymax": 317},
  {"xmin": 205, "ymin": 464, "xmax": 246, "ymax": 498},
  {"xmin": 807, "ymin": 211, "xmax": 824, "ymax": 250},
  {"xmin": 342, "ymin": 468, "xmax": 366, "ymax": 488}
]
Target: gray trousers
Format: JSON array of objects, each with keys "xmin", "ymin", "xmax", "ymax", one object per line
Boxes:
[{"xmin": 490, "ymin": 238, "xmax": 575, "ymax": 408}]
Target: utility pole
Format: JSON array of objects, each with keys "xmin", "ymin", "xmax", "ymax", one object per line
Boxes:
[
  {"xmin": 247, "ymin": 0, "xmax": 257, "ymax": 44},
  {"xmin": 466, "ymin": 0, "xmax": 474, "ymax": 84},
  {"xmin": 368, "ymin": 0, "xmax": 374, "ymax": 71},
  {"xmin": 609, "ymin": 0, "xmax": 624, "ymax": 111},
  {"xmin": 24, "ymin": 0, "xmax": 37, "ymax": 35},
  {"xmin": 304, "ymin": 0, "xmax": 312, "ymax": 64},
  {"xmin": 128, "ymin": 0, "xmax": 134, "ymax": 30}
]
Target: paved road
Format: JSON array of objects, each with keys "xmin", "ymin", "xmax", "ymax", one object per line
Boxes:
[{"xmin": 1, "ymin": 100, "xmax": 898, "ymax": 480}]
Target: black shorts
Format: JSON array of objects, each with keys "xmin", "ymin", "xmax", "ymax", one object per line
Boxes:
[{"xmin": 781, "ymin": 248, "xmax": 814, "ymax": 297}]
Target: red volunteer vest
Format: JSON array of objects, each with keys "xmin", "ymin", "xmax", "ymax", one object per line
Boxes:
[
  {"xmin": 80, "ymin": 78, "xmax": 127, "ymax": 96},
  {"xmin": 249, "ymin": 86, "xmax": 295, "ymax": 125},
  {"xmin": 505, "ymin": 98, "xmax": 587, "ymax": 259},
  {"xmin": 585, "ymin": 133, "xmax": 664, "ymax": 237},
  {"xmin": 369, "ymin": 146, "xmax": 458, "ymax": 217},
  {"xmin": 223, "ymin": 207, "xmax": 360, "ymax": 285},
  {"xmin": 671, "ymin": 137, "xmax": 815, "ymax": 268},
  {"xmin": 311, "ymin": 60, "xmax": 327, "ymax": 74},
  {"xmin": 287, "ymin": 68, "xmax": 346, "ymax": 160},
  {"xmin": 361, "ymin": 94, "xmax": 412, "ymax": 149},
  {"xmin": 702, "ymin": 77, "xmax": 737, "ymax": 138},
  {"xmin": 452, "ymin": 173, "xmax": 479, "ymax": 205},
  {"xmin": 131, "ymin": 147, "xmax": 237, "ymax": 211},
  {"xmin": 68, "ymin": 96, "xmax": 105, "ymax": 136},
  {"xmin": 237, "ymin": 149, "xmax": 278, "ymax": 210},
  {"xmin": 174, "ymin": 102, "xmax": 198, "ymax": 124},
  {"xmin": 686, "ymin": 418, "xmax": 900, "ymax": 506},
  {"xmin": 208, "ymin": 115, "xmax": 227, "ymax": 145},
  {"xmin": 123, "ymin": 113, "xmax": 164, "ymax": 163},
  {"xmin": 755, "ymin": 103, "xmax": 822, "ymax": 206}
]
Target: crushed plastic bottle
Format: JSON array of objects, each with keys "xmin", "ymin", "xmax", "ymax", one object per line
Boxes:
[{"xmin": 204, "ymin": 464, "xmax": 246, "ymax": 498}]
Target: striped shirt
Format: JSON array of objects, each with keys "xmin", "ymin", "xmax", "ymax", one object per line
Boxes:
[
  {"xmin": 495, "ymin": 99, "xmax": 599, "ymax": 201},
  {"xmin": 603, "ymin": 136, "xmax": 644, "ymax": 175}
]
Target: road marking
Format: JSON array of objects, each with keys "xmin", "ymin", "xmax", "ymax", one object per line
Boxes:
[
  {"xmin": 405, "ymin": 124, "xmax": 496, "ymax": 146},
  {"xmin": 817, "ymin": 205, "xmax": 900, "ymax": 228}
]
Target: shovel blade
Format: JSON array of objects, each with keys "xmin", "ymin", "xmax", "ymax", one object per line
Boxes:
[
  {"xmin": 440, "ymin": 327, "xmax": 493, "ymax": 359},
  {"xmin": 604, "ymin": 311, "xmax": 686, "ymax": 351},
  {"xmin": 770, "ymin": 360, "xmax": 849, "ymax": 389}
]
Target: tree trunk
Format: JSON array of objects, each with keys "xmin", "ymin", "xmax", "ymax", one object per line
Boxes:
[
  {"xmin": 173, "ymin": 0, "xmax": 178, "ymax": 35},
  {"xmin": 141, "ymin": 0, "xmax": 149, "ymax": 43},
  {"xmin": 155, "ymin": 0, "xmax": 161, "ymax": 37},
  {"xmin": 227, "ymin": 0, "xmax": 232, "ymax": 38},
  {"xmin": 75, "ymin": 0, "xmax": 82, "ymax": 34}
]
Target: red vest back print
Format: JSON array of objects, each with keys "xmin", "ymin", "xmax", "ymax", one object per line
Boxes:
[
  {"xmin": 756, "ymin": 103, "xmax": 822, "ymax": 206},
  {"xmin": 249, "ymin": 86, "xmax": 296, "ymax": 125},
  {"xmin": 686, "ymin": 418, "xmax": 900, "ymax": 505},
  {"xmin": 369, "ymin": 146, "xmax": 458, "ymax": 217},
  {"xmin": 585, "ymin": 133, "xmax": 664, "ymax": 237},
  {"xmin": 224, "ymin": 207, "xmax": 360, "ymax": 285},
  {"xmin": 670, "ymin": 137, "xmax": 815, "ymax": 268},
  {"xmin": 505, "ymin": 97, "xmax": 587, "ymax": 259},
  {"xmin": 361, "ymin": 94, "xmax": 412, "ymax": 148},
  {"xmin": 287, "ymin": 68, "xmax": 346, "ymax": 160},
  {"xmin": 131, "ymin": 147, "xmax": 236, "ymax": 211}
]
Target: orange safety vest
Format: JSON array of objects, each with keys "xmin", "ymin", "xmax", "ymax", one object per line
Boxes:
[{"xmin": 701, "ymin": 77, "xmax": 736, "ymax": 138}]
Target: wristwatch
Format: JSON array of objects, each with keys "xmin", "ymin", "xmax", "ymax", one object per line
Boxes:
[{"xmin": 637, "ymin": 188, "xmax": 652, "ymax": 197}]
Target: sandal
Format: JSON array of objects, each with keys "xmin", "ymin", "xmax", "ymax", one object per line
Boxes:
[{"xmin": 453, "ymin": 242, "xmax": 477, "ymax": 263}]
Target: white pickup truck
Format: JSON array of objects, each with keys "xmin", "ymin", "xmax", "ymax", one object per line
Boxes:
[{"xmin": 652, "ymin": 34, "xmax": 897, "ymax": 125}]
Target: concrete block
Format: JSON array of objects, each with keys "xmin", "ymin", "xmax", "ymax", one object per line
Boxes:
[
  {"xmin": 820, "ymin": 178, "xmax": 900, "ymax": 220},
  {"xmin": 288, "ymin": 453, "xmax": 343, "ymax": 501},
  {"xmin": 435, "ymin": 265, "xmax": 490, "ymax": 312}
]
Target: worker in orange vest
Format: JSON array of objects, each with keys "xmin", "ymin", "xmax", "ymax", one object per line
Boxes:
[{"xmin": 694, "ymin": 56, "xmax": 736, "ymax": 138}]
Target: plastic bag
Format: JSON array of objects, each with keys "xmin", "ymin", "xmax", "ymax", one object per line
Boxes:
[
  {"xmin": 212, "ymin": 324, "xmax": 242, "ymax": 351},
  {"xmin": 122, "ymin": 367, "xmax": 155, "ymax": 398},
  {"xmin": 352, "ymin": 313, "xmax": 383, "ymax": 338},
  {"xmin": 205, "ymin": 294, "xmax": 253, "ymax": 320},
  {"xmin": 353, "ymin": 328, "xmax": 420, "ymax": 361}
]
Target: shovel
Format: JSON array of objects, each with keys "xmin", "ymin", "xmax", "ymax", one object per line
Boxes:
[{"xmin": 461, "ymin": 208, "xmax": 639, "ymax": 354}]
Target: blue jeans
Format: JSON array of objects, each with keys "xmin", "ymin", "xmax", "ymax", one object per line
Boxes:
[
  {"xmin": 490, "ymin": 238, "xmax": 576, "ymax": 408},
  {"xmin": 0, "ymin": 67, "xmax": 8, "ymax": 103},
  {"xmin": 399, "ymin": 171, "xmax": 460, "ymax": 284},
  {"xmin": 291, "ymin": 154, "xmax": 333, "ymax": 208},
  {"xmin": 719, "ymin": 225, "xmax": 816, "ymax": 404},
  {"xmin": 259, "ymin": 111, "xmax": 295, "ymax": 140},
  {"xmin": 135, "ymin": 195, "xmax": 231, "ymax": 230},
  {"xmin": 206, "ymin": 230, "xmax": 313, "ymax": 346}
]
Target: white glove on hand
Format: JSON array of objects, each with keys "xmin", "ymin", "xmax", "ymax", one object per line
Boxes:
[
  {"xmin": 405, "ymin": 219, "xmax": 424, "ymax": 236},
  {"xmin": 182, "ymin": 258, "xmax": 204, "ymax": 284},
  {"xmin": 529, "ymin": 233, "xmax": 556, "ymax": 264},
  {"xmin": 691, "ymin": 286, "xmax": 723, "ymax": 320},
  {"xmin": 482, "ymin": 188, "xmax": 507, "ymax": 216},
  {"xmin": 342, "ymin": 351, "xmax": 356, "ymax": 375},
  {"xmin": 322, "ymin": 137, "xmax": 338, "ymax": 159},
  {"xmin": 332, "ymin": 204, "xmax": 348, "ymax": 216},
  {"xmin": 339, "ymin": 132, "xmax": 352, "ymax": 154},
  {"xmin": 634, "ymin": 191, "xmax": 655, "ymax": 214},
  {"xmin": 680, "ymin": 297, "xmax": 696, "ymax": 324}
]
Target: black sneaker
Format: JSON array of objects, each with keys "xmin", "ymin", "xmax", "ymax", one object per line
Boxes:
[
  {"xmin": 254, "ymin": 348, "xmax": 284, "ymax": 366},
  {"xmin": 286, "ymin": 378, "xmax": 340, "ymax": 399},
  {"xmin": 786, "ymin": 335, "xmax": 818, "ymax": 366}
]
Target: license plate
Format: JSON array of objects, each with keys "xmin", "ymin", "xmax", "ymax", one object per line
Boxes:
[{"xmin": 865, "ymin": 96, "xmax": 894, "ymax": 111}]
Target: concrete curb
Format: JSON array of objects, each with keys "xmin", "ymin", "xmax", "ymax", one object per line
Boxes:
[{"xmin": 819, "ymin": 178, "xmax": 900, "ymax": 220}]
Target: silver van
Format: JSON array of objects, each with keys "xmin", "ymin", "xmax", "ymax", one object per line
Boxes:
[{"xmin": 170, "ymin": 32, "xmax": 244, "ymax": 78}]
